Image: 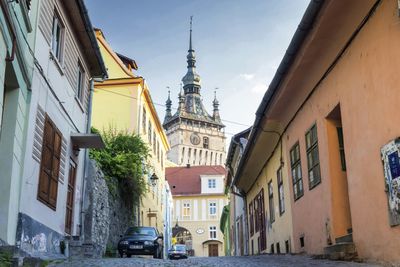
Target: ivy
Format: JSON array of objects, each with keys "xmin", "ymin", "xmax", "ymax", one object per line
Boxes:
[{"xmin": 90, "ymin": 127, "xmax": 150, "ymax": 208}]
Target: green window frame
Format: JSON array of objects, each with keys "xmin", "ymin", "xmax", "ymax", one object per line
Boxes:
[
  {"xmin": 290, "ymin": 142, "xmax": 304, "ymax": 200},
  {"xmin": 305, "ymin": 124, "xmax": 321, "ymax": 189}
]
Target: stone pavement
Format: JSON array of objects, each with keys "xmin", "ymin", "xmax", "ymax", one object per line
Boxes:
[{"xmin": 48, "ymin": 254, "xmax": 384, "ymax": 267}]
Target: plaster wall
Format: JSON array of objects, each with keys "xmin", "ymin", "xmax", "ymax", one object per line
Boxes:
[
  {"xmin": 282, "ymin": 0, "xmax": 400, "ymax": 261},
  {"xmin": 172, "ymin": 194, "xmax": 227, "ymax": 257}
]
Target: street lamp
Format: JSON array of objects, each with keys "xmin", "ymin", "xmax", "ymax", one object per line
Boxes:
[{"xmin": 150, "ymin": 172, "xmax": 158, "ymax": 186}]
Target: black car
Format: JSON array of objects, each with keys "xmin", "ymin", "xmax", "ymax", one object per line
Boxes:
[
  {"xmin": 168, "ymin": 244, "xmax": 188, "ymax": 260},
  {"xmin": 118, "ymin": 226, "xmax": 163, "ymax": 258}
]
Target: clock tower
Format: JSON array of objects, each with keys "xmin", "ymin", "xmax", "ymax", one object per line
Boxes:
[{"xmin": 163, "ymin": 18, "xmax": 226, "ymax": 166}]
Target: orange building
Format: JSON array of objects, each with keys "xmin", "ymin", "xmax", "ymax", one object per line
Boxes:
[{"xmin": 235, "ymin": 0, "xmax": 400, "ymax": 264}]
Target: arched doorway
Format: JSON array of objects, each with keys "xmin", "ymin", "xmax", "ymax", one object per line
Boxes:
[{"xmin": 172, "ymin": 225, "xmax": 193, "ymax": 255}]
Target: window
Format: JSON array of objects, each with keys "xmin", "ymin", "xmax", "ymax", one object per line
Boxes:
[
  {"xmin": 209, "ymin": 201, "xmax": 217, "ymax": 217},
  {"xmin": 161, "ymin": 151, "xmax": 164, "ymax": 169},
  {"xmin": 181, "ymin": 147, "xmax": 185, "ymax": 164},
  {"xmin": 142, "ymin": 108, "xmax": 146, "ymax": 134},
  {"xmin": 153, "ymin": 131, "xmax": 156, "ymax": 152},
  {"xmin": 203, "ymin": 137, "xmax": 209, "ymax": 149},
  {"xmin": 254, "ymin": 197, "xmax": 259, "ymax": 232},
  {"xmin": 209, "ymin": 226, "xmax": 217, "ymax": 239},
  {"xmin": 157, "ymin": 141, "xmax": 160, "ymax": 162},
  {"xmin": 305, "ymin": 124, "xmax": 321, "ymax": 189},
  {"xmin": 268, "ymin": 181, "xmax": 275, "ymax": 223},
  {"xmin": 337, "ymin": 127, "xmax": 346, "ymax": 171},
  {"xmin": 249, "ymin": 201, "xmax": 254, "ymax": 236},
  {"xmin": 208, "ymin": 179, "xmax": 216, "ymax": 189},
  {"xmin": 277, "ymin": 167, "xmax": 285, "ymax": 215},
  {"xmin": 182, "ymin": 201, "xmax": 191, "ymax": 220},
  {"xmin": 76, "ymin": 63, "xmax": 84, "ymax": 101},
  {"xmin": 51, "ymin": 13, "xmax": 64, "ymax": 62},
  {"xmin": 148, "ymin": 123, "xmax": 152, "ymax": 144},
  {"xmin": 38, "ymin": 115, "xmax": 62, "ymax": 210},
  {"xmin": 290, "ymin": 142, "xmax": 304, "ymax": 200}
]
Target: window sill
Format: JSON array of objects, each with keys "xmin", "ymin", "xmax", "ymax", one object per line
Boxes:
[
  {"xmin": 294, "ymin": 193, "xmax": 304, "ymax": 202},
  {"xmin": 309, "ymin": 180, "xmax": 321, "ymax": 191},
  {"xmin": 49, "ymin": 50, "xmax": 65, "ymax": 76},
  {"xmin": 74, "ymin": 95, "xmax": 85, "ymax": 113}
]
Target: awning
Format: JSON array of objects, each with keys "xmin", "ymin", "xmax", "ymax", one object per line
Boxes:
[{"xmin": 70, "ymin": 133, "xmax": 105, "ymax": 149}]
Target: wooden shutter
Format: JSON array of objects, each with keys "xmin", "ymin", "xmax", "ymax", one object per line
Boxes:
[{"xmin": 38, "ymin": 114, "xmax": 62, "ymax": 210}]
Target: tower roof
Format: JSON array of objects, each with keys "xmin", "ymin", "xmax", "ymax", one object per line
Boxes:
[{"xmin": 163, "ymin": 17, "xmax": 225, "ymax": 128}]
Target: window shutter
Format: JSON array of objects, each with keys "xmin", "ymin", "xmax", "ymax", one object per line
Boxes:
[
  {"xmin": 59, "ymin": 137, "xmax": 68, "ymax": 183},
  {"xmin": 32, "ymin": 105, "xmax": 45, "ymax": 163},
  {"xmin": 38, "ymin": 114, "xmax": 62, "ymax": 210}
]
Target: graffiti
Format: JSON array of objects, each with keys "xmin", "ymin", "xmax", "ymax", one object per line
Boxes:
[
  {"xmin": 31, "ymin": 233, "xmax": 47, "ymax": 252},
  {"xmin": 381, "ymin": 140, "xmax": 400, "ymax": 226}
]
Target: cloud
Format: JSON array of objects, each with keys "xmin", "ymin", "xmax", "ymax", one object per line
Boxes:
[{"xmin": 239, "ymin": 73, "xmax": 255, "ymax": 81}]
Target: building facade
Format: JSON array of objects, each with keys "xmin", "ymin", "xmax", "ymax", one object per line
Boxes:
[
  {"xmin": 233, "ymin": 0, "xmax": 400, "ymax": 263},
  {"xmin": 17, "ymin": 0, "xmax": 106, "ymax": 256},
  {"xmin": 0, "ymin": 0, "xmax": 38, "ymax": 247},
  {"xmin": 225, "ymin": 128, "xmax": 251, "ymax": 256},
  {"xmin": 92, "ymin": 29, "xmax": 170, "ymax": 235},
  {"xmin": 162, "ymin": 20, "xmax": 226, "ymax": 167},
  {"xmin": 166, "ymin": 165, "xmax": 228, "ymax": 257}
]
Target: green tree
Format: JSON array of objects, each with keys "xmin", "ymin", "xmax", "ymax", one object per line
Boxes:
[{"xmin": 90, "ymin": 128, "xmax": 150, "ymax": 208}]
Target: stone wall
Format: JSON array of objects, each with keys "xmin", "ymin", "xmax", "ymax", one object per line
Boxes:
[{"xmin": 83, "ymin": 160, "xmax": 137, "ymax": 257}]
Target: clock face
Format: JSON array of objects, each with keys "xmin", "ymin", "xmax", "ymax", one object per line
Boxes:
[
  {"xmin": 190, "ymin": 133, "xmax": 200, "ymax": 145},
  {"xmin": 196, "ymin": 228, "xmax": 204, "ymax": 234}
]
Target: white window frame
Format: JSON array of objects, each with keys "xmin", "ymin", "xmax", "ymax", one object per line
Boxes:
[
  {"xmin": 182, "ymin": 201, "xmax": 191, "ymax": 220},
  {"xmin": 209, "ymin": 226, "xmax": 217, "ymax": 239},
  {"xmin": 76, "ymin": 62, "xmax": 85, "ymax": 101},
  {"xmin": 51, "ymin": 12, "xmax": 64, "ymax": 63},
  {"xmin": 209, "ymin": 201, "xmax": 217, "ymax": 219},
  {"xmin": 208, "ymin": 178, "xmax": 216, "ymax": 189}
]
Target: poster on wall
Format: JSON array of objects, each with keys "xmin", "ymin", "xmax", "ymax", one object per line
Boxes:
[{"xmin": 381, "ymin": 140, "xmax": 400, "ymax": 226}]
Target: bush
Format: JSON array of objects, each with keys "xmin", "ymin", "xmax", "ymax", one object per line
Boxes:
[{"xmin": 90, "ymin": 127, "xmax": 150, "ymax": 209}]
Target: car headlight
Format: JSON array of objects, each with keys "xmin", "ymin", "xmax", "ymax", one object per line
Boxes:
[
  {"xmin": 144, "ymin": 241, "xmax": 153, "ymax": 246},
  {"xmin": 120, "ymin": 241, "xmax": 129, "ymax": 245}
]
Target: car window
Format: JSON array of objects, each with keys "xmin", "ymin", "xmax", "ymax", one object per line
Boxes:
[
  {"xmin": 125, "ymin": 227, "xmax": 156, "ymax": 236},
  {"xmin": 174, "ymin": 245, "xmax": 186, "ymax": 251}
]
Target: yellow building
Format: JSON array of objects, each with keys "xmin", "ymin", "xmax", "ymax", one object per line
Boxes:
[
  {"xmin": 166, "ymin": 165, "xmax": 228, "ymax": 257},
  {"xmin": 92, "ymin": 29, "xmax": 170, "ymax": 234}
]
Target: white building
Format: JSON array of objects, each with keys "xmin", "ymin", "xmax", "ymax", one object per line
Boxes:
[{"xmin": 17, "ymin": 0, "xmax": 106, "ymax": 256}]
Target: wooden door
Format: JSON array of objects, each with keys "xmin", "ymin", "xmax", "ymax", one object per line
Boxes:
[
  {"xmin": 208, "ymin": 244, "xmax": 219, "ymax": 257},
  {"xmin": 65, "ymin": 160, "xmax": 77, "ymax": 234}
]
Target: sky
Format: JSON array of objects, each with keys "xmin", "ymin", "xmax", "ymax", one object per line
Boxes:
[{"xmin": 85, "ymin": 0, "xmax": 310, "ymax": 138}]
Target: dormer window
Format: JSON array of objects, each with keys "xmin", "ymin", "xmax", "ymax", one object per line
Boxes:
[{"xmin": 208, "ymin": 178, "xmax": 216, "ymax": 189}]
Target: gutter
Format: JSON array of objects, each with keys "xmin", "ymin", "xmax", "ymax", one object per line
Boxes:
[
  {"xmin": 76, "ymin": 0, "xmax": 108, "ymax": 79},
  {"xmin": 234, "ymin": 0, "xmax": 325, "ymax": 190}
]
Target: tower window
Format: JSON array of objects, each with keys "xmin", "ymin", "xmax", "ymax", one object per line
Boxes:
[{"xmin": 203, "ymin": 137, "xmax": 209, "ymax": 149}]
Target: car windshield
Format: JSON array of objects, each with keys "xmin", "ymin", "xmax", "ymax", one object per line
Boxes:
[
  {"xmin": 173, "ymin": 245, "xmax": 186, "ymax": 251},
  {"xmin": 125, "ymin": 227, "xmax": 156, "ymax": 237}
]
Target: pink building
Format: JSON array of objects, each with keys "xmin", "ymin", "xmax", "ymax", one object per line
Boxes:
[{"xmin": 237, "ymin": 0, "xmax": 400, "ymax": 263}]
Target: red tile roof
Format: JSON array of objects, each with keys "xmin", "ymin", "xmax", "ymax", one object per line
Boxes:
[{"xmin": 166, "ymin": 165, "xmax": 226, "ymax": 195}]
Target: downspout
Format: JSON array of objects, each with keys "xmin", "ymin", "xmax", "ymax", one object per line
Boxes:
[{"xmin": 0, "ymin": 0, "xmax": 16, "ymax": 61}]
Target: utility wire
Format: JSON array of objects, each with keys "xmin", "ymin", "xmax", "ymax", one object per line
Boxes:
[{"xmin": 95, "ymin": 87, "xmax": 252, "ymax": 128}]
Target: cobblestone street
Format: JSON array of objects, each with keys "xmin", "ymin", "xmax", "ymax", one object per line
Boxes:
[{"xmin": 49, "ymin": 255, "xmax": 383, "ymax": 267}]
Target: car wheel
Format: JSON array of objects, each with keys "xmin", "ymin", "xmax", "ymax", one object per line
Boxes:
[
  {"xmin": 126, "ymin": 254, "xmax": 132, "ymax": 258},
  {"xmin": 119, "ymin": 252, "xmax": 124, "ymax": 258}
]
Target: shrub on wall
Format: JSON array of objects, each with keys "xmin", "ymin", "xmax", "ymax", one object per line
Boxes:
[{"xmin": 90, "ymin": 127, "xmax": 149, "ymax": 209}]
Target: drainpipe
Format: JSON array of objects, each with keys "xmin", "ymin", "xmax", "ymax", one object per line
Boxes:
[{"xmin": 1, "ymin": 0, "xmax": 17, "ymax": 61}]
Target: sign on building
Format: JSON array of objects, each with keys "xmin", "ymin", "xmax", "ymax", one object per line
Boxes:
[{"xmin": 381, "ymin": 140, "xmax": 400, "ymax": 226}]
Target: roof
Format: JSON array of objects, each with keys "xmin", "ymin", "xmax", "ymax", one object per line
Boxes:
[
  {"xmin": 116, "ymin": 52, "xmax": 138, "ymax": 71},
  {"xmin": 166, "ymin": 165, "xmax": 226, "ymax": 195},
  {"xmin": 234, "ymin": 0, "xmax": 325, "ymax": 190},
  {"xmin": 67, "ymin": 0, "xmax": 107, "ymax": 78}
]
